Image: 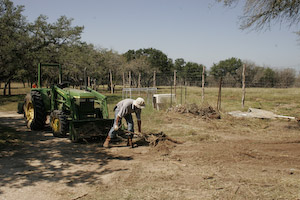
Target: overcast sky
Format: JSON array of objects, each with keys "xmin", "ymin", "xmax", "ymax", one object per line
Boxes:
[{"xmin": 12, "ymin": 0, "xmax": 300, "ymax": 70}]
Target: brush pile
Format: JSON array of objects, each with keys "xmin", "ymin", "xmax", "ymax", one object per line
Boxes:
[
  {"xmin": 168, "ymin": 104, "xmax": 221, "ymax": 119},
  {"xmin": 138, "ymin": 131, "xmax": 182, "ymax": 147}
]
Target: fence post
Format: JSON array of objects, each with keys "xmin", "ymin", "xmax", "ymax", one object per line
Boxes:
[
  {"xmin": 202, "ymin": 66, "xmax": 205, "ymax": 103},
  {"xmin": 242, "ymin": 64, "xmax": 246, "ymax": 108},
  {"xmin": 174, "ymin": 70, "xmax": 177, "ymax": 97},
  {"xmin": 171, "ymin": 83, "xmax": 173, "ymax": 108},
  {"xmin": 153, "ymin": 71, "xmax": 156, "ymax": 88},
  {"xmin": 181, "ymin": 81, "xmax": 183, "ymax": 105},
  {"xmin": 109, "ymin": 69, "xmax": 113, "ymax": 94},
  {"xmin": 185, "ymin": 81, "xmax": 187, "ymax": 104},
  {"xmin": 217, "ymin": 77, "xmax": 222, "ymax": 111}
]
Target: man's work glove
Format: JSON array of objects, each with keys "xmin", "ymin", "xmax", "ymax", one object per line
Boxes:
[{"xmin": 114, "ymin": 124, "xmax": 119, "ymax": 131}]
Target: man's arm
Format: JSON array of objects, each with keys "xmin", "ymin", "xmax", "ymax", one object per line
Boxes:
[
  {"xmin": 136, "ymin": 109, "xmax": 142, "ymax": 133},
  {"xmin": 137, "ymin": 120, "xmax": 141, "ymax": 133}
]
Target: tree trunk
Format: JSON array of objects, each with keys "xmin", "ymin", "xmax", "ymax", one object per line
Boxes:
[
  {"xmin": 8, "ymin": 80, "xmax": 11, "ymax": 96},
  {"xmin": 3, "ymin": 80, "xmax": 9, "ymax": 96},
  {"xmin": 3, "ymin": 84, "xmax": 6, "ymax": 96},
  {"xmin": 128, "ymin": 71, "xmax": 132, "ymax": 88}
]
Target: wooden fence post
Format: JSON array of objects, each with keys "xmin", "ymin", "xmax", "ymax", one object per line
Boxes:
[
  {"xmin": 217, "ymin": 77, "xmax": 222, "ymax": 111},
  {"xmin": 202, "ymin": 66, "xmax": 205, "ymax": 103},
  {"xmin": 174, "ymin": 70, "xmax": 177, "ymax": 97},
  {"xmin": 242, "ymin": 64, "xmax": 246, "ymax": 108},
  {"xmin": 109, "ymin": 69, "xmax": 113, "ymax": 94}
]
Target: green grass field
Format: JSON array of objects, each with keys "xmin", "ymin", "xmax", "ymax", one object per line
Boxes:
[{"xmin": 1, "ymin": 83, "xmax": 300, "ymax": 117}]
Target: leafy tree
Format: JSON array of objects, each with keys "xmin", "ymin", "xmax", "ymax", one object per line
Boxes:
[
  {"xmin": 25, "ymin": 15, "xmax": 84, "ymax": 86},
  {"xmin": 261, "ymin": 67, "xmax": 277, "ymax": 87},
  {"xmin": 0, "ymin": 0, "xmax": 28, "ymax": 95},
  {"xmin": 183, "ymin": 62, "xmax": 205, "ymax": 86},
  {"xmin": 210, "ymin": 57, "xmax": 243, "ymax": 86},
  {"xmin": 174, "ymin": 58, "xmax": 186, "ymax": 72},
  {"xmin": 124, "ymin": 48, "xmax": 174, "ymax": 73}
]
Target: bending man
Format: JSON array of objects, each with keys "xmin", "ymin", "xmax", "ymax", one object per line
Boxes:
[{"xmin": 103, "ymin": 97, "xmax": 145, "ymax": 148}]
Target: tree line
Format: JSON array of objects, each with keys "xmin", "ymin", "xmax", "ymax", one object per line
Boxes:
[{"xmin": 1, "ymin": 0, "xmax": 299, "ymax": 96}]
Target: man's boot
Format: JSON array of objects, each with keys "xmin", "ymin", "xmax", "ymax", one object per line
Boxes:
[{"xmin": 103, "ymin": 136, "xmax": 111, "ymax": 148}]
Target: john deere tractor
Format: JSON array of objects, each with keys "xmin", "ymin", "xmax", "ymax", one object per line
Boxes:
[{"xmin": 23, "ymin": 63, "xmax": 113, "ymax": 142}]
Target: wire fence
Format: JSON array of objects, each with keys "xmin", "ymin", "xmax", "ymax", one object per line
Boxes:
[
  {"xmin": 107, "ymin": 68, "xmax": 300, "ymax": 111},
  {"xmin": 3, "ymin": 66, "xmax": 300, "ymax": 111}
]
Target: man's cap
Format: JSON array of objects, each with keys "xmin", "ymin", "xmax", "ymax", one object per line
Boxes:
[{"xmin": 133, "ymin": 97, "xmax": 145, "ymax": 109}]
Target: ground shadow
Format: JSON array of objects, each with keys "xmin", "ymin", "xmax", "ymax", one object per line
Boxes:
[{"xmin": 0, "ymin": 115, "xmax": 133, "ymax": 194}]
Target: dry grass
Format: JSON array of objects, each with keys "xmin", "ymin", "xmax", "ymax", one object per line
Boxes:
[{"xmin": 2, "ymin": 83, "xmax": 300, "ymax": 199}]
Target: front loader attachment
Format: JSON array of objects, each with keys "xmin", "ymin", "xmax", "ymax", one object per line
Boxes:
[{"xmin": 69, "ymin": 119, "xmax": 114, "ymax": 142}]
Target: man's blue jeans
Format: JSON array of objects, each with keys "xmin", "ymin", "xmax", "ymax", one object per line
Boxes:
[{"xmin": 108, "ymin": 108, "xmax": 134, "ymax": 138}]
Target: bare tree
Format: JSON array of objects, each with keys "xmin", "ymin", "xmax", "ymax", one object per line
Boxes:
[{"xmin": 218, "ymin": 0, "xmax": 300, "ymax": 31}]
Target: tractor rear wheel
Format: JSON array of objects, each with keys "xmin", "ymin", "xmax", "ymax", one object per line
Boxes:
[
  {"xmin": 24, "ymin": 91, "xmax": 46, "ymax": 130},
  {"xmin": 50, "ymin": 110, "xmax": 68, "ymax": 137}
]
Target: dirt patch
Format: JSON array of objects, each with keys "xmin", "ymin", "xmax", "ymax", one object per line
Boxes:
[
  {"xmin": 1, "ymin": 111, "xmax": 300, "ymax": 199},
  {"xmin": 168, "ymin": 104, "xmax": 221, "ymax": 119}
]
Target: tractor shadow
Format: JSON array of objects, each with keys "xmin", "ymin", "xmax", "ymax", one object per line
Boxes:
[{"xmin": 0, "ymin": 114, "xmax": 133, "ymax": 194}]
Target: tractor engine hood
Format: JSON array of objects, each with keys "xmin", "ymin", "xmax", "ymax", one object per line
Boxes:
[
  {"xmin": 65, "ymin": 88, "xmax": 95, "ymax": 99},
  {"xmin": 64, "ymin": 88, "xmax": 95, "ymax": 105}
]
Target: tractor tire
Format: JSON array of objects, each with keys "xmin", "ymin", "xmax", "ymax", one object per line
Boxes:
[
  {"xmin": 23, "ymin": 91, "xmax": 46, "ymax": 130},
  {"xmin": 50, "ymin": 110, "xmax": 68, "ymax": 137}
]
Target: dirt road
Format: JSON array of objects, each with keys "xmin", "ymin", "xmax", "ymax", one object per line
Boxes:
[{"xmin": 1, "ymin": 111, "xmax": 300, "ymax": 199}]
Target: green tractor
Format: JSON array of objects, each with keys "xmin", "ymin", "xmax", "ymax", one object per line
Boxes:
[{"xmin": 23, "ymin": 63, "xmax": 113, "ymax": 142}]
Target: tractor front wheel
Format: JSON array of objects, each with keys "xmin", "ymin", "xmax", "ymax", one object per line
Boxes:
[{"xmin": 50, "ymin": 110, "xmax": 68, "ymax": 137}]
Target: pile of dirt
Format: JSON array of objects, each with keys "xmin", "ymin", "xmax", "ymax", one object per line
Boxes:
[
  {"xmin": 137, "ymin": 132, "xmax": 182, "ymax": 155},
  {"xmin": 140, "ymin": 132, "xmax": 181, "ymax": 147},
  {"xmin": 168, "ymin": 104, "xmax": 221, "ymax": 119}
]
